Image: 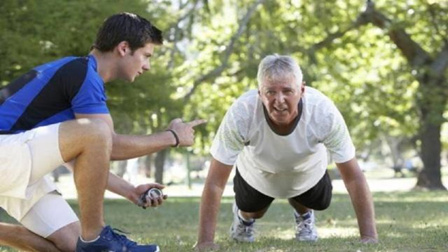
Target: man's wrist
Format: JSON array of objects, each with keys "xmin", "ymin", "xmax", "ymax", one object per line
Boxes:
[{"xmin": 166, "ymin": 129, "xmax": 179, "ymax": 147}]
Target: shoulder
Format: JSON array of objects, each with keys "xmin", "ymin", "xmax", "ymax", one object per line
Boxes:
[
  {"xmin": 227, "ymin": 90, "xmax": 257, "ymax": 114},
  {"xmin": 218, "ymin": 90, "xmax": 258, "ymax": 136},
  {"xmin": 236, "ymin": 90, "xmax": 258, "ymax": 108},
  {"xmin": 303, "ymin": 87, "xmax": 338, "ymax": 117},
  {"xmin": 32, "ymin": 57, "xmax": 90, "ymax": 86},
  {"xmin": 34, "ymin": 57, "xmax": 84, "ymax": 73},
  {"xmin": 303, "ymin": 87, "xmax": 333, "ymax": 106},
  {"xmin": 55, "ymin": 57, "xmax": 90, "ymax": 76},
  {"xmin": 235, "ymin": 89, "xmax": 258, "ymax": 104},
  {"xmin": 303, "ymin": 87, "xmax": 343, "ymax": 128}
]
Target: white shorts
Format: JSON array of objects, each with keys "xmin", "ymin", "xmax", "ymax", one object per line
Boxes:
[
  {"xmin": 0, "ymin": 123, "xmax": 65, "ymax": 220},
  {"xmin": 20, "ymin": 191, "xmax": 79, "ymax": 238}
]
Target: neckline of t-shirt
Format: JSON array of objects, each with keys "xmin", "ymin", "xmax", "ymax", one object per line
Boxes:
[
  {"xmin": 262, "ymin": 98, "xmax": 303, "ymax": 136},
  {"xmin": 87, "ymin": 54, "xmax": 98, "ymax": 72}
]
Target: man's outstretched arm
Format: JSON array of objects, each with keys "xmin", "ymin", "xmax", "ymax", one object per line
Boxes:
[
  {"xmin": 337, "ymin": 158, "xmax": 378, "ymax": 243},
  {"xmin": 76, "ymin": 113, "xmax": 206, "ymax": 160},
  {"xmin": 195, "ymin": 158, "xmax": 233, "ymax": 251}
]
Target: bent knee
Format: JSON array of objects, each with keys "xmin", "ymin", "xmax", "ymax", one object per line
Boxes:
[
  {"xmin": 312, "ymin": 201, "xmax": 331, "ymax": 211},
  {"xmin": 77, "ymin": 118, "xmax": 111, "ymax": 137},
  {"xmin": 72, "ymin": 119, "xmax": 111, "ymax": 144},
  {"xmin": 47, "ymin": 222, "xmax": 80, "ymax": 252},
  {"xmin": 59, "ymin": 119, "xmax": 112, "ymax": 161}
]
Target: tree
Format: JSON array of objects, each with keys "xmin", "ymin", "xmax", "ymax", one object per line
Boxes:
[
  {"xmin": 351, "ymin": 0, "xmax": 447, "ymax": 189},
  {"xmin": 169, "ymin": 0, "xmax": 447, "ymax": 189},
  {"xmin": 2, "ymin": 0, "xmax": 446, "ymax": 189}
]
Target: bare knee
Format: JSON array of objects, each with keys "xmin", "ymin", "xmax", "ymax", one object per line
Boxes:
[
  {"xmin": 251, "ymin": 212, "xmax": 265, "ymax": 219},
  {"xmin": 59, "ymin": 119, "xmax": 112, "ymax": 162},
  {"xmin": 47, "ymin": 221, "xmax": 81, "ymax": 252},
  {"xmin": 241, "ymin": 209, "xmax": 267, "ymax": 219},
  {"xmin": 81, "ymin": 119, "xmax": 112, "ymax": 151}
]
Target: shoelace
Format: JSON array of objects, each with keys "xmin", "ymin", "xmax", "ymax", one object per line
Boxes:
[
  {"xmin": 236, "ymin": 222, "xmax": 254, "ymax": 237},
  {"xmin": 106, "ymin": 227, "xmax": 138, "ymax": 247},
  {"xmin": 296, "ymin": 218, "xmax": 314, "ymax": 235}
]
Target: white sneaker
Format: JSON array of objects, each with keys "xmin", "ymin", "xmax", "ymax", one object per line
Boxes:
[
  {"xmin": 229, "ymin": 202, "xmax": 255, "ymax": 242},
  {"xmin": 294, "ymin": 210, "xmax": 318, "ymax": 242}
]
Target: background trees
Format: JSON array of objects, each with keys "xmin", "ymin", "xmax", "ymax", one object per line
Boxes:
[{"xmin": 1, "ymin": 0, "xmax": 446, "ymax": 189}]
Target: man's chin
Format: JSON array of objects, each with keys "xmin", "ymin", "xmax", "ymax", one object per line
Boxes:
[{"xmin": 269, "ymin": 115, "xmax": 290, "ymax": 125}]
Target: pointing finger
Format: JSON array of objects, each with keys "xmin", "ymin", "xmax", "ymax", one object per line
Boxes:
[{"xmin": 187, "ymin": 119, "xmax": 207, "ymax": 127}]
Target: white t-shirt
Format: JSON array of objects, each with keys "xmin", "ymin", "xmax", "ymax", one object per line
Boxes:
[{"xmin": 210, "ymin": 87, "xmax": 355, "ymax": 198}]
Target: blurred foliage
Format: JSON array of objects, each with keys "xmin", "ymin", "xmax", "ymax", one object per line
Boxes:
[{"xmin": 1, "ymin": 0, "xmax": 447, "ymax": 161}]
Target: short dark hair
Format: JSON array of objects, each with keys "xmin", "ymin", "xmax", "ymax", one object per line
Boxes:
[{"xmin": 93, "ymin": 12, "xmax": 163, "ymax": 52}]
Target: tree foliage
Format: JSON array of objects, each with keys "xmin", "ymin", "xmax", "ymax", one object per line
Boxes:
[
  {"xmin": 165, "ymin": 0, "xmax": 447, "ymax": 188},
  {"xmin": 1, "ymin": 0, "xmax": 447, "ymax": 188}
]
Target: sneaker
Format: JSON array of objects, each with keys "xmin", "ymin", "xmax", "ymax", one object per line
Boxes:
[
  {"xmin": 75, "ymin": 225, "xmax": 160, "ymax": 252},
  {"xmin": 229, "ymin": 202, "xmax": 255, "ymax": 242},
  {"xmin": 294, "ymin": 210, "xmax": 318, "ymax": 242}
]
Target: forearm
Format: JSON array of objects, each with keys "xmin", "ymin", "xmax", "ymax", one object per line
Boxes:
[
  {"xmin": 111, "ymin": 131, "xmax": 175, "ymax": 160},
  {"xmin": 196, "ymin": 159, "xmax": 233, "ymax": 250},
  {"xmin": 345, "ymin": 177, "xmax": 378, "ymax": 240},
  {"xmin": 197, "ymin": 184, "xmax": 225, "ymax": 244},
  {"xmin": 106, "ymin": 172, "xmax": 135, "ymax": 202}
]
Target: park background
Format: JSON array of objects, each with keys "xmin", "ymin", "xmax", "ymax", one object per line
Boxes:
[{"xmin": 1, "ymin": 0, "xmax": 447, "ymax": 251}]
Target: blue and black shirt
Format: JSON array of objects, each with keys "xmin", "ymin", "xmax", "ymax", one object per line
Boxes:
[{"xmin": 0, "ymin": 55, "xmax": 109, "ymax": 134}]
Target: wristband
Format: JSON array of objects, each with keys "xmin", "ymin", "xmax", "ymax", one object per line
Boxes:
[{"xmin": 166, "ymin": 129, "xmax": 180, "ymax": 147}]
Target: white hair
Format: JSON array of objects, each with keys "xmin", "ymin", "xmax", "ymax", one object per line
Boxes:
[{"xmin": 257, "ymin": 54, "xmax": 303, "ymax": 88}]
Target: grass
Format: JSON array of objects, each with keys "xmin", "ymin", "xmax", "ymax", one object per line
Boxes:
[{"xmin": 1, "ymin": 191, "xmax": 447, "ymax": 251}]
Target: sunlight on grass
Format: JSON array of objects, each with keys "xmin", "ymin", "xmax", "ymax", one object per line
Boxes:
[
  {"xmin": 375, "ymin": 195, "xmax": 448, "ymax": 202},
  {"xmin": 319, "ymin": 227, "xmax": 358, "ymax": 238},
  {"xmin": 375, "ymin": 219, "xmax": 396, "ymax": 225},
  {"xmin": 373, "ymin": 191, "xmax": 448, "ymax": 202},
  {"xmin": 378, "ymin": 231, "xmax": 406, "ymax": 238},
  {"xmin": 268, "ymin": 228, "xmax": 294, "ymax": 240},
  {"xmin": 413, "ymin": 222, "xmax": 448, "ymax": 229}
]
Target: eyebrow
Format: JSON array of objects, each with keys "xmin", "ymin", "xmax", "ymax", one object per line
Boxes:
[{"xmin": 264, "ymin": 86, "xmax": 294, "ymax": 90}]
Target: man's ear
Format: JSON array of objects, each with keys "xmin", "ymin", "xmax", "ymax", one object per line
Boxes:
[{"xmin": 116, "ymin": 41, "xmax": 130, "ymax": 56}]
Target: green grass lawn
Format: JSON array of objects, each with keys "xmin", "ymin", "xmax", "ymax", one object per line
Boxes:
[{"xmin": 1, "ymin": 191, "xmax": 447, "ymax": 251}]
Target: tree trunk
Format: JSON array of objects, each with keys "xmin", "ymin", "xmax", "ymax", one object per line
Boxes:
[
  {"xmin": 116, "ymin": 160, "xmax": 127, "ymax": 178},
  {"xmin": 144, "ymin": 154, "xmax": 152, "ymax": 178},
  {"xmin": 416, "ymin": 121, "xmax": 445, "ymax": 189},
  {"xmin": 415, "ymin": 74, "xmax": 447, "ymax": 190},
  {"xmin": 384, "ymin": 136, "xmax": 405, "ymax": 177},
  {"xmin": 356, "ymin": 1, "xmax": 448, "ymax": 190},
  {"xmin": 154, "ymin": 150, "xmax": 167, "ymax": 184}
]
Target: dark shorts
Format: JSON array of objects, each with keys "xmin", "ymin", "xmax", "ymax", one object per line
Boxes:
[{"xmin": 233, "ymin": 167, "xmax": 333, "ymax": 212}]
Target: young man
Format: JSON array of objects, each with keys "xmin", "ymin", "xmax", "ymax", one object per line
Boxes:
[
  {"xmin": 195, "ymin": 54, "xmax": 378, "ymax": 251},
  {"xmin": 0, "ymin": 12, "xmax": 204, "ymax": 252}
]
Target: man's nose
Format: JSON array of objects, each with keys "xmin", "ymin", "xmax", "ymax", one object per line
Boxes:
[
  {"xmin": 275, "ymin": 92, "xmax": 285, "ymax": 103},
  {"xmin": 143, "ymin": 61, "xmax": 151, "ymax": 71}
]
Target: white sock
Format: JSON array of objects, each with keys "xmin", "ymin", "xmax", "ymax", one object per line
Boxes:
[
  {"xmin": 301, "ymin": 211, "xmax": 312, "ymax": 220},
  {"xmin": 80, "ymin": 235, "xmax": 100, "ymax": 243},
  {"xmin": 294, "ymin": 210, "xmax": 312, "ymax": 219},
  {"xmin": 238, "ymin": 210, "xmax": 254, "ymax": 223}
]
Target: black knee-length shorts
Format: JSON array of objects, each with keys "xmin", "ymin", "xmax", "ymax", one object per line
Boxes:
[{"xmin": 233, "ymin": 167, "xmax": 333, "ymax": 212}]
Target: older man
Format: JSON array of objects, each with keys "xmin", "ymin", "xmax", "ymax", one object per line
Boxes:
[{"xmin": 195, "ymin": 54, "xmax": 377, "ymax": 251}]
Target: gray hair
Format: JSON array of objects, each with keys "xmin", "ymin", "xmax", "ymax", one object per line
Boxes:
[{"xmin": 257, "ymin": 54, "xmax": 303, "ymax": 88}]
